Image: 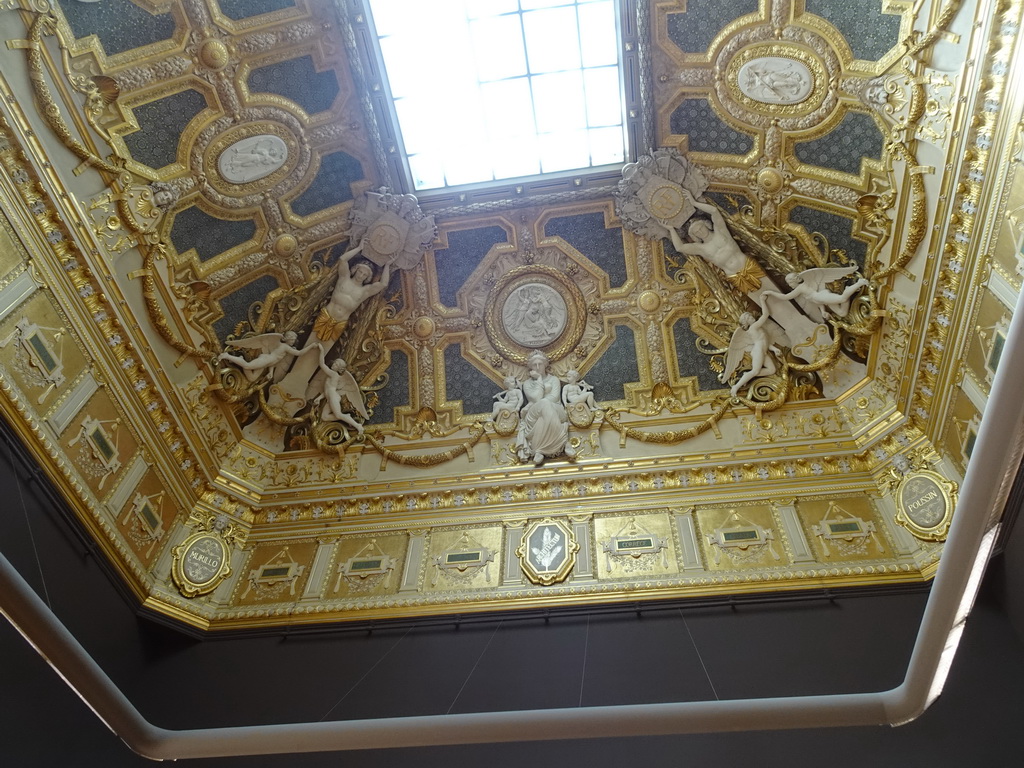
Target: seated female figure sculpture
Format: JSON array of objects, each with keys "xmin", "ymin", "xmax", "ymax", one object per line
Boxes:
[{"xmin": 516, "ymin": 350, "xmax": 574, "ymax": 466}]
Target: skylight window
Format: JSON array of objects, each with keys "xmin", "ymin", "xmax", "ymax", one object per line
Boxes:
[{"xmin": 366, "ymin": 0, "xmax": 627, "ymax": 192}]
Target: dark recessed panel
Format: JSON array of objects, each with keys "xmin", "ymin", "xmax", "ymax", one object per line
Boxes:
[
  {"xmin": 669, "ymin": 99, "xmax": 754, "ymax": 156},
  {"xmin": 794, "ymin": 111, "xmax": 883, "ymax": 178},
  {"xmin": 170, "ymin": 206, "xmax": 256, "ymax": 263},
  {"xmin": 544, "ymin": 212, "xmax": 628, "ymax": 289},
  {"xmin": 59, "ymin": 0, "xmax": 177, "ymax": 57},
  {"xmin": 248, "ymin": 56, "xmax": 340, "ymax": 115},
  {"xmin": 122, "ymin": 89, "xmax": 207, "ymax": 170}
]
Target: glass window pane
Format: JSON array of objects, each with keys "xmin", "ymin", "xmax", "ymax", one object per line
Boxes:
[
  {"xmin": 394, "ymin": 98, "xmax": 443, "ymax": 155},
  {"xmin": 379, "ymin": 36, "xmax": 427, "ymax": 98},
  {"xmin": 409, "ymin": 154, "xmax": 446, "ymax": 190},
  {"xmin": 493, "ymin": 135, "xmax": 541, "ymax": 179},
  {"xmin": 583, "ymin": 67, "xmax": 621, "ymax": 126},
  {"xmin": 588, "ymin": 125, "xmax": 625, "ymax": 165},
  {"xmin": 539, "ymin": 129, "xmax": 590, "ymax": 172},
  {"xmin": 579, "ymin": 1, "xmax": 618, "ymax": 67},
  {"xmin": 532, "ymin": 71, "xmax": 585, "ymax": 133},
  {"xmin": 467, "ymin": 0, "xmax": 520, "ymax": 19},
  {"xmin": 523, "ymin": 7, "xmax": 581, "ymax": 73},
  {"xmin": 371, "ymin": 0, "xmax": 628, "ymax": 190},
  {"xmin": 443, "ymin": 140, "xmax": 495, "ymax": 185},
  {"xmin": 444, "ymin": 90, "xmax": 488, "ymax": 145},
  {"xmin": 471, "ymin": 16, "xmax": 527, "ymax": 81},
  {"xmin": 520, "ymin": 0, "xmax": 574, "ymax": 9},
  {"xmin": 481, "ymin": 79, "xmax": 536, "ymax": 139},
  {"xmin": 369, "ymin": 0, "xmax": 423, "ymax": 37}
]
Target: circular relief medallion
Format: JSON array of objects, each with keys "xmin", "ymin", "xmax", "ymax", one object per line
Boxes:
[
  {"xmin": 638, "ymin": 290, "xmax": 662, "ymax": 313},
  {"xmin": 366, "ymin": 211, "xmax": 409, "ymax": 259},
  {"xmin": 646, "ymin": 184, "xmax": 685, "ymax": 220},
  {"xmin": 218, "ymin": 134, "xmax": 288, "ymax": 184},
  {"xmin": 485, "ymin": 265, "xmax": 586, "ymax": 363},
  {"xmin": 413, "ymin": 316, "xmax": 435, "ymax": 339},
  {"xmin": 501, "ymin": 283, "xmax": 568, "ymax": 348},
  {"xmin": 171, "ymin": 532, "xmax": 231, "ymax": 597},
  {"xmin": 199, "ymin": 39, "xmax": 230, "ymax": 70},
  {"xmin": 756, "ymin": 167, "xmax": 784, "ymax": 193}
]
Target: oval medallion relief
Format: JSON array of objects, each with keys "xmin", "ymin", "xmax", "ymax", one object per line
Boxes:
[
  {"xmin": 737, "ymin": 56, "xmax": 814, "ymax": 105},
  {"xmin": 217, "ymin": 134, "xmax": 288, "ymax": 184}
]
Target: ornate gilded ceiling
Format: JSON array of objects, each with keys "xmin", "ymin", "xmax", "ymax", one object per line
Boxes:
[{"xmin": 0, "ymin": 0, "xmax": 1021, "ymax": 630}]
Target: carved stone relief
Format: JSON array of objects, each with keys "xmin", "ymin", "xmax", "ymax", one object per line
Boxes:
[
  {"xmin": 737, "ymin": 56, "xmax": 813, "ymax": 104},
  {"xmin": 217, "ymin": 134, "xmax": 288, "ymax": 184},
  {"xmin": 501, "ymin": 282, "xmax": 568, "ymax": 348}
]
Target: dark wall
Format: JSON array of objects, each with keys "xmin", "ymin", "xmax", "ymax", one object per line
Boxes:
[
  {"xmin": 3, "ymin": 423, "xmax": 1024, "ymax": 765},
  {"xmin": 997, "ymin": 471, "xmax": 1024, "ymax": 644}
]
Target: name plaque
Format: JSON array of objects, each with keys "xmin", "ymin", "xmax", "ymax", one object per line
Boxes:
[
  {"xmin": 895, "ymin": 469, "xmax": 958, "ymax": 541},
  {"xmin": 172, "ymin": 532, "xmax": 232, "ymax": 597}
]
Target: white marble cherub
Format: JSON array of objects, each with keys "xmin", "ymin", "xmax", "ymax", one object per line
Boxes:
[
  {"xmin": 491, "ymin": 376, "xmax": 524, "ymax": 420},
  {"xmin": 317, "ymin": 354, "xmax": 369, "ymax": 435},
  {"xmin": 561, "ymin": 369, "xmax": 596, "ymax": 409},
  {"xmin": 721, "ymin": 309, "xmax": 784, "ymax": 397},
  {"xmin": 762, "ymin": 266, "xmax": 869, "ymax": 323},
  {"xmin": 217, "ymin": 331, "xmax": 315, "ymax": 381}
]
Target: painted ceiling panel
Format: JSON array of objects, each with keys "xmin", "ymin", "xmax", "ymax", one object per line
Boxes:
[
  {"xmin": 793, "ymin": 110, "xmax": 885, "ymax": 176},
  {"xmin": 0, "ymin": 0, "xmax": 1019, "ymax": 630},
  {"xmin": 669, "ymin": 97, "xmax": 757, "ymax": 155}
]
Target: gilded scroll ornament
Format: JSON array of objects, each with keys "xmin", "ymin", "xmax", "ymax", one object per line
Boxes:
[
  {"xmin": 0, "ymin": 317, "xmax": 66, "ymax": 404},
  {"xmin": 68, "ymin": 415, "xmax": 121, "ymax": 489},
  {"xmin": 432, "ymin": 532, "xmax": 496, "ymax": 586},
  {"xmin": 601, "ymin": 517, "xmax": 669, "ymax": 574},
  {"xmin": 241, "ymin": 547, "xmax": 306, "ymax": 600},
  {"xmin": 706, "ymin": 510, "xmax": 780, "ymax": 566},
  {"xmin": 334, "ymin": 540, "xmax": 398, "ymax": 594},
  {"xmin": 121, "ymin": 492, "xmax": 167, "ymax": 558}
]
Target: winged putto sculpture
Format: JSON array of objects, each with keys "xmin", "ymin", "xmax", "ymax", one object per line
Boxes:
[
  {"xmin": 762, "ymin": 266, "xmax": 870, "ymax": 323},
  {"xmin": 316, "ymin": 353, "xmax": 369, "ymax": 436},
  {"xmin": 721, "ymin": 307, "xmax": 786, "ymax": 397},
  {"xmin": 217, "ymin": 331, "xmax": 315, "ymax": 382}
]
